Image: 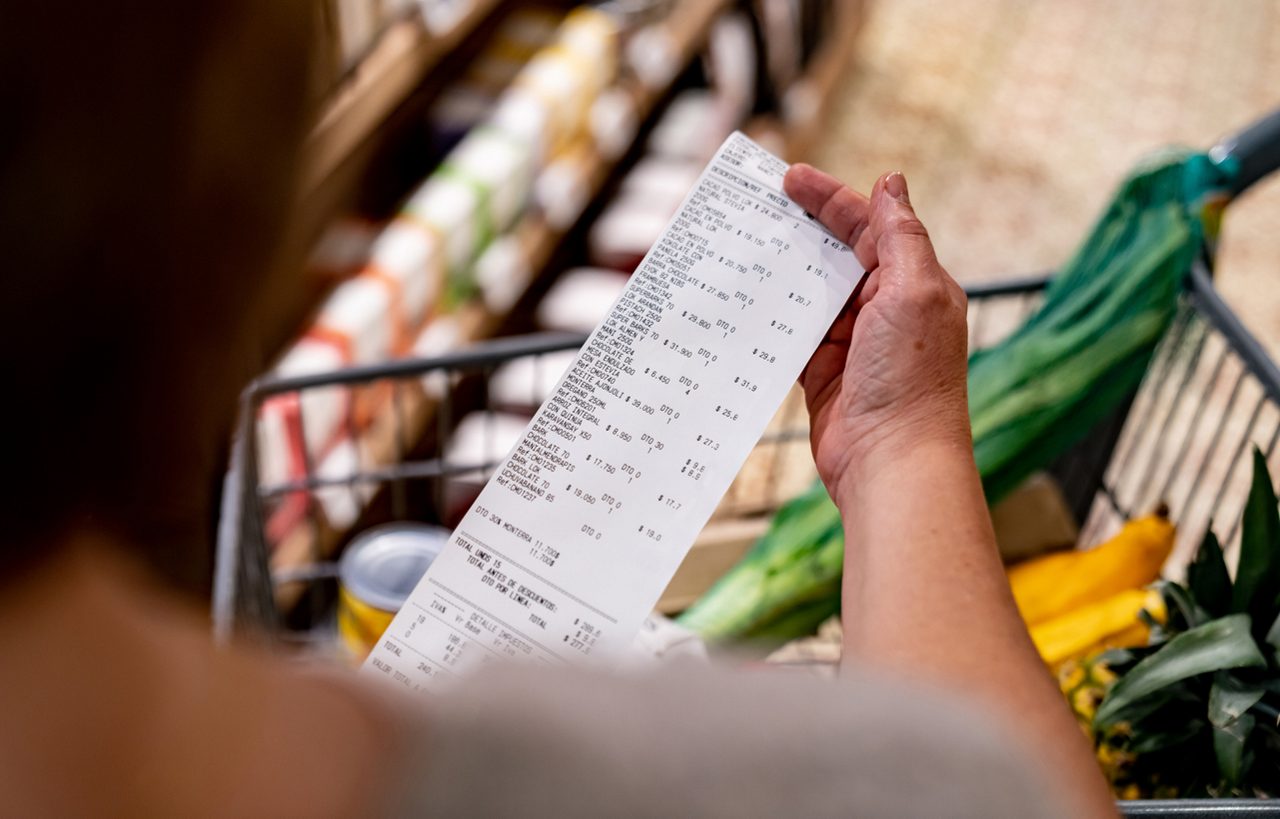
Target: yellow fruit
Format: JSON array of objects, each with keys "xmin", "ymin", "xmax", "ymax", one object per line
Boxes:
[
  {"xmin": 1007, "ymin": 513, "xmax": 1175, "ymax": 626},
  {"xmin": 1030, "ymin": 588, "xmax": 1161, "ymax": 667}
]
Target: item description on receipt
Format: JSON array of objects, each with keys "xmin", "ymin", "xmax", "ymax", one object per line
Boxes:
[{"xmin": 364, "ymin": 132, "xmax": 864, "ymax": 690}]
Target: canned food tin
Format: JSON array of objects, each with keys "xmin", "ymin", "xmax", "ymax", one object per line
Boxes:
[{"xmin": 338, "ymin": 523, "xmax": 449, "ymax": 660}]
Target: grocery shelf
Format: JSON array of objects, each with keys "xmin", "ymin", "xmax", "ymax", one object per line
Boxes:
[
  {"xmin": 269, "ymin": 0, "xmax": 735, "ymax": 589},
  {"xmin": 302, "ymin": 0, "xmax": 503, "ymax": 197}
]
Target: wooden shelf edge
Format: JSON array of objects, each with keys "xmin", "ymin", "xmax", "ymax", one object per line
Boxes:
[{"xmin": 302, "ymin": 0, "xmax": 503, "ymax": 195}]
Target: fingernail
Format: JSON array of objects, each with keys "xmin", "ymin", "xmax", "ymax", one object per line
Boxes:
[{"xmin": 885, "ymin": 171, "xmax": 909, "ymax": 204}]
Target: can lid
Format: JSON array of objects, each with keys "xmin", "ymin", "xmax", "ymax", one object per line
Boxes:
[{"xmin": 339, "ymin": 523, "xmax": 450, "ymax": 613}]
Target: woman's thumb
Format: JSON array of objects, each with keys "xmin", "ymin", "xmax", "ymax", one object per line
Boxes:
[{"xmin": 872, "ymin": 171, "xmax": 939, "ymax": 269}]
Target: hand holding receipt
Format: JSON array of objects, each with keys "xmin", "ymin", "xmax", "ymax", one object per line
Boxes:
[{"xmin": 364, "ymin": 133, "xmax": 865, "ymax": 690}]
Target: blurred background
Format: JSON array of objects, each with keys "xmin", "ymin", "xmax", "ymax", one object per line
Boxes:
[{"xmin": 817, "ymin": 0, "xmax": 1280, "ymax": 349}]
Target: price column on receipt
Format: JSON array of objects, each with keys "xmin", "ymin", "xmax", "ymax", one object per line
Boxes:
[{"xmin": 365, "ymin": 132, "xmax": 865, "ymax": 691}]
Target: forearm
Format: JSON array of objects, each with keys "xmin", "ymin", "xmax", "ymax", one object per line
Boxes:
[{"xmin": 836, "ymin": 436, "xmax": 1117, "ymax": 817}]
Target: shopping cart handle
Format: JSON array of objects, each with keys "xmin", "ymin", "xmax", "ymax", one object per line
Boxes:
[{"xmin": 1212, "ymin": 107, "xmax": 1280, "ymax": 196}]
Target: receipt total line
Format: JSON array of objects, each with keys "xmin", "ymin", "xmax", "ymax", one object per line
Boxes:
[
  {"xmin": 458, "ymin": 529, "xmax": 620, "ymax": 625},
  {"xmin": 383, "ymin": 633, "xmax": 458, "ymax": 677}
]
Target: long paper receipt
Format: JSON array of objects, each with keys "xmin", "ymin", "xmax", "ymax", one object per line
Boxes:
[{"xmin": 364, "ymin": 133, "xmax": 864, "ymax": 690}]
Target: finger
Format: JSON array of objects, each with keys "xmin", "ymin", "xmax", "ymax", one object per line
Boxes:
[
  {"xmin": 799, "ymin": 342, "xmax": 847, "ymax": 412},
  {"xmin": 852, "ymin": 268, "xmax": 880, "ymax": 310},
  {"xmin": 823, "ymin": 295, "xmax": 858, "ymax": 343},
  {"xmin": 849, "ymin": 174, "xmax": 885, "ymax": 272},
  {"xmin": 783, "ymin": 164, "xmax": 871, "ymax": 248},
  {"xmin": 853, "ymin": 224, "xmax": 878, "ymax": 272},
  {"xmin": 868, "ymin": 171, "xmax": 941, "ymax": 273}
]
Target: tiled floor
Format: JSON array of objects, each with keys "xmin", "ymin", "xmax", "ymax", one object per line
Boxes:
[{"xmin": 812, "ymin": 0, "xmax": 1280, "ymax": 350}]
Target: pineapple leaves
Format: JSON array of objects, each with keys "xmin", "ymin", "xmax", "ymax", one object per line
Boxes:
[
  {"xmin": 1212, "ymin": 712, "xmax": 1255, "ymax": 788},
  {"xmin": 1153, "ymin": 579, "xmax": 1207, "ymax": 631},
  {"xmin": 1209, "ymin": 673, "xmax": 1263, "ymax": 788},
  {"xmin": 1232, "ymin": 448, "xmax": 1280, "ymax": 637},
  {"xmin": 1187, "ymin": 528, "xmax": 1232, "ymax": 618},
  {"xmin": 1208, "ymin": 672, "xmax": 1266, "ymax": 724},
  {"xmin": 1095, "ymin": 614, "xmax": 1266, "ymax": 728},
  {"xmin": 1267, "ymin": 610, "xmax": 1280, "ymax": 657}
]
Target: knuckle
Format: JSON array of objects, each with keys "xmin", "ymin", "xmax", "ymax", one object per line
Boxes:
[
  {"xmin": 906, "ymin": 276, "xmax": 951, "ymax": 311},
  {"xmin": 890, "ymin": 211, "xmax": 930, "ymax": 239}
]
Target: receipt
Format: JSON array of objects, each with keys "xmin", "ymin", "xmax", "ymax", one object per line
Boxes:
[{"xmin": 364, "ymin": 132, "xmax": 864, "ymax": 690}]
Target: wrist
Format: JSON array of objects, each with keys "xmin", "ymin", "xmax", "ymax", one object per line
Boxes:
[{"xmin": 831, "ymin": 418, "xmax": 974, "ymax": 511}]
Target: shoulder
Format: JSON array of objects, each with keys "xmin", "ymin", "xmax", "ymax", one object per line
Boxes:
[{"xmin": 385, "ymin": 662, "xmax": 1068, "ymax": 819}]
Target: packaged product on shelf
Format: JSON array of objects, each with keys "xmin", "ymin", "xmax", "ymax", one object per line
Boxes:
[
  {"xmin": 589, "ymin": 86, "xmax": 640, "ymax": 160},
  {"xmin": 703, "ymin": 12, "xmax": 759, "ymax": 130},
  {"xmin": 425, "ymin": 6, "xmax": 562, "ymax": 154},
  {"xmin": 411, "ymin": 312, "xmax": 465, "ymax": 362},
  {"xmin": 338, "ymin": 523, "xmax": 450, "ymax": 659},
  {"xmin": 488, "ymin": 87, "xmax": 555, "ymax": 160},
  {"xmin": 555, "ymin": 7, "xmax": 619, "ymax": 94},
  {"xmin": 587, "ymin": 196, "xmax": 678, "ymax": 271},
  {"xmin": 441, "ymin": 410, "xmax": 530, "ymax": 522},
  {"xmin": 533, "ymin": 136, "xmax": 597, "ymax": 230},
  {"xmin": 444, "ymin": 411, "xmax": 530, "ymax": 472},
  {"xmin": 619, "ymin": 156, "xmax": 700, "ymax": 206},
  {"xmin": 474, "ymin": 234, "xmax": 532, "ymax": 313},
  {"xmin": 367, "ymin": 218, "xmax": 447, "ymax": 333},
  {"xmin": 418, "ymin": 3, "xmax": 621, "ymax": 277},
  {"xmin": 257, "ymin": 336, "xmax": 356, "ymax": 547},
  {"xmin": 309, "ymin": 275, "xmax": 404, "ymax": 429},
  {"xmin": 585, "ymin": 138, "xmax": 705, "ymax": 271},
  {"xmin": 488, "ymin": 349, "xmax": 578, "ymax": 412},
  {"xmin": 258, "ymin": 392, "xmax": 313, "ymax": 546},
  {"xmin": 258, "ymin": 340, "xmax": 349, "ymax": 488},
  {"xmin": 448, "ymin": 126, "xmax": 537, "ymax": 234},
  {"xmin": 508, "ymin": 8, "xmax": 617, "ymax": 152},
  {"xmin": 402, "ymin": 174, "xmax": 482, "ymax": 296},
  {"xmin": 313, "ymin": 436, "xmax": 376, "ymax": 531},
  {"xmin": 535, "ymin": 266, "xmax": 630, "ymax": 332},
  {"xmin": 310, "ymin": 275, "xmax": 397, "ymax": 363},
  {"xmin": 625, "ymin": 21, "xmax": 679, "ymax": 90},
  {"xmin": 513, "ymin": 49, "xmax": 594, "ymax": 152},
  {"xmin": 411, "ymin": 315, "xmax": 464, "ymax": 401},
  {"xmin": 419, "ymin": 0, "xmax": 475, "ymax": 34},
  {"xmin": 648, "ymin": 89, "xmax": 734, "ymax": 162}
]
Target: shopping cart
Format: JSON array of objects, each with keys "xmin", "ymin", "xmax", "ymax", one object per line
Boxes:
[{"xmin": 213, "ymin": 250, "xmax": 1280, "ymax": 813}]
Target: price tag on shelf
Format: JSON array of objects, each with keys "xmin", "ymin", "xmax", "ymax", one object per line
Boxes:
[{"xmin": 364, "ymin": 132, "xmax": 864, "ymax": 691}]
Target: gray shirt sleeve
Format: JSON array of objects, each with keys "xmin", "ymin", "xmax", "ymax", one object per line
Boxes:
[{"xmin": 384, "ymin": 662, "xmax": 1068, "ymax": 819}]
